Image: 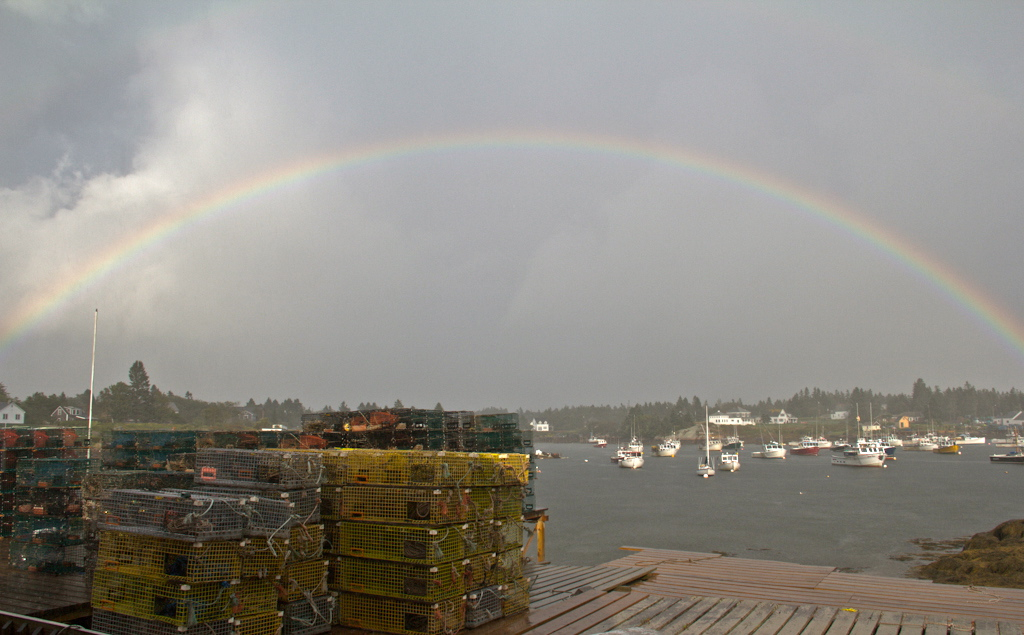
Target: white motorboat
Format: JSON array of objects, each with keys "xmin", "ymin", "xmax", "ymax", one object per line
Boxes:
[
  {"xmin": 719, "ymin": 451, "xmax": 740, "ymax": 472},
  {"xmin": 831, "ymin": 444, "xmax": 886, "ymax": 467},
  {"xmin": 956, "ymin": 435, "xmax": 986, "ymax": 445},
  {"xmin": 652, "ymin": 440, "xmax": 680, "ymax": 457},
  {"xmin": 755, "ymin": 440, "xmax": 787, "ymax": 459},
  {"xmin": 618, "ymin": 449, "xmax": 644, "ymax": 469}
]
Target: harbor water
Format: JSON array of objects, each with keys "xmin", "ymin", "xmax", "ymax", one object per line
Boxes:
[{"xmin": 530, "ymin": 441, "xmax": 1022, "ymax": 577}]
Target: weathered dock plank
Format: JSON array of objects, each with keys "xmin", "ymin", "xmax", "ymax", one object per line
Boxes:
[
  {"xmin": 749, "ymin": 603, "xmax": 797, "ymax": 635},
  {"xmin": 579, "ymin": 594, "xmax": 669, "ymax": 634},
  {"xmin": 823, "ymin": 608, "xmax": 859, "ymax": 635},
  {"xmin": 727, "ymin": 602, "xmax": 781, "ymax": 635},
  {"xmin": 799, "ymin": 605, "xmax": 841, "ymax": 635},
  {"xmin": 700, "ymin": 599, "xmax": 762, "ymax": 635}
]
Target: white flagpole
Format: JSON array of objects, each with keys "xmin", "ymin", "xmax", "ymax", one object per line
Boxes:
[{"xmin": 87, "ymin": 309, "xmax": 97, "ymax": 460}]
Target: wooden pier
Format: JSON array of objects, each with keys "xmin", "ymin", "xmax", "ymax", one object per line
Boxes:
[
  {"xmin": 2, "ymin": 543, "xmax": 1024, "ymax": 634},
  {"xmin": 478, "ymin": 547, "xmax": 1024, "ymax": 635}
]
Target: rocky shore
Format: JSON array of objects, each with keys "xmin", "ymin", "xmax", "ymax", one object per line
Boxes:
[{"xmin": 915, "ymin": 519, "xmax": 1024, "ymax": 589}]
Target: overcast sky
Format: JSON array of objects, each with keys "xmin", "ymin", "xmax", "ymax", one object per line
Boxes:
[{"xmin": 2, "ymin": 1, "xmax": 1023, "ymax": 412}]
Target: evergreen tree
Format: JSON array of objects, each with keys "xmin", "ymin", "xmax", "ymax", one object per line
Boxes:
[{"xmin": 128, "ymin": 361, "xmax": 156, "ymax": 422}]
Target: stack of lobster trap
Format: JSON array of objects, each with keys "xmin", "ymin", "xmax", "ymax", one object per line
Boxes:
[
  {"xmin": 91, "ymin": 448, "xmax": 334, "ymax": 635},
  {"xmin": 321, "ymin": 448, "xmax": 531, "ymax": 634}
]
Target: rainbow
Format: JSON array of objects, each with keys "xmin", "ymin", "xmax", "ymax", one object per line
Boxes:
[{"xmin": 3, "ymin": 130, "xmax": 1023, "ymax": 364}]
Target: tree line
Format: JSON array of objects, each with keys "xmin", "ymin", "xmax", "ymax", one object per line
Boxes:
[
  {"xmin": 4, "ymin": 370, "xmax": 1023, "ymax": 436},
  {"xmin": 519, "ymin": 379, "xmax": 1024, "ymax": 441},
  {"xmin": 1, "ymin": 361, "xmax": 306, "ymax": 429}
]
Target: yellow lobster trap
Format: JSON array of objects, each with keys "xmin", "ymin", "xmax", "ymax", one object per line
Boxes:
[
  {"xmin": 336, "ymin": 592, "xmax": 464, "ymax": 635},
  {"xmin": 328, "ymin": 556, "xmax": 468, "ymax": 603},
  {"xmin": 324, "ymin": 520, "xmax": 469, "ymax": 564},
  {"xmin": 96, "ymin": 530, "xmax": 242, "ymax": 584}
]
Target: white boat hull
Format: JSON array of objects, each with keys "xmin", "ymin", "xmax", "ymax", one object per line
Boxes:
[
  {"xmin": 619, "ymin": 455, "xmax": 644, "ymax": 469},
  {"xmin": 719, "ymin": 455, "xmax": 740, "ymax": 472},
  {"xmin": 831, "ymin": 450, "xmax": 885, "ymax": 467}
]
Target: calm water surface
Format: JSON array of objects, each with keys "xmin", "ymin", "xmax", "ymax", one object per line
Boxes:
[{"xmin": 530, "ymin": 441, "xmax": 1022, "ymax": 577}]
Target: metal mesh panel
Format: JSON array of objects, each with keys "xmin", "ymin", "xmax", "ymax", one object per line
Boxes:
[
  {"xmin": 502, "ymin": 576, "xmax": 530, "ymax": 618},
  {"xmin": 466, "ymin": 487, "xmax": 524, "ymax": 522},
  {"xmin": 95, "ymin": 530, "xmax": 241, "ymax": 584},
  {"xmin": 8, "ymin": 541, "xmax": 84, "ymax": 572},
  {"xmin": 331, "ymin": 450, "xmax": 473, "ymax": 488},
  {"xmin": 336, "ymin": 486, "xmax": 469, "ymax": 525},
  {"xmin": 12, "ymin": 515, "xmax": 84, "ymax": 545},
  {"xmin": 194, "ymin": 449, "xmax": 323, "ymax": 490},
  {"xmin": 83, "ymin": 471, "xmax": 196, "ymax": 501},
  {"xmin": 336, "ymin": 592, "xmax": 465, "ymax": 635},
  {"xmin": 324, "ymin": 520, "xmax": 468, "ymax": 564},
  {"xmin": 15, "ymin": 458, "xmax": 97, "ymax": 488},
  {"xmin": 12, "ymin": 487, "xmax": 83, "ymax": 517},
  {"xmin": 229, "ymin": 610, "xmax": 283, "ymax": 635},
  {"xmin": 319, "ymin": 486, "xmax": 343, "ymax": 520},
  {"xmin": 97, "ymin": 489, "xmax": 248, "ymax": 541},
  {"xmin": 192, "ymin": 486, "xmax": 320, "ymax": 538},
  {"xmin": 239, "ymin": 523, "xmax": 323, "ymax": 578},
  {"xmin": 91, "ymin": 571, "xmax": 277, "ymax": 626},
  {"xmin": 461, "ymin": 550, "xmax": 524, "ymax": 589},
  {"xmin": 464, "ymin": 585, "xmax": 503, "ymax": 628},
  {"xmin": 485, "ymin": 518, "xmax": 524, "ymax": 552},
  {"xmin": 276, "ymin": 558, "xmax": 329, "ymax": 603},
  {"xmin": 328, "ymin": 557, "xmax": 467, "ymax": 603},
  {"xmin": 91, "ymin": 609, "xmax": 233, "ymax": 635},
  {"xmin": 280, "ymin": 593, "xmax": 336, "ymax": 635}
]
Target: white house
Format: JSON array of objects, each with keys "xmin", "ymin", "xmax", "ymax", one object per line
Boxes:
[
  {"xmin": 831, "ymin": 410, "xmax": 849, "ymax": 420},
  {"xmin": 770, "ymin": 409, "xmax": 796, "ymax": 425},
  {"xmin": 51, "ymin": 405, "xmax": 86, "ymax": 422},
  {"xmin": 708, "ymin": 409, "xmax": 755, "ymax": 426},
  {"xmin": 529, "ymin": 419, "xmax": 550, "ymax": 432},
  {"xmin": 997, "ymin": 411, "xmax": 1024, "ymax": 427},
  {"xmin": 0, "ymin": 402, "xmax": 26, "ymax": 426}
]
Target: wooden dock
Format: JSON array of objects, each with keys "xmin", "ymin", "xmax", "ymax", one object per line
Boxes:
[
  {"xmin": 0, "ymin": 541, "xmax": 90, "ymax": 621},
  {"xmin": 477, "ymin": 547, "xmax": 1024, "ymax": 635},
  {"xmin": 2, "ymin": 543, "xmax": 1024, "ymax": 634}
]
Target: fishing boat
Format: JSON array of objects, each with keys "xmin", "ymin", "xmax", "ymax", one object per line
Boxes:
[
  {"xmin": 700, "ymin": 436, "xmax": 723, "ymax": 452},
  {"xmin": 719, "ymin": 450, "xmax": 740, "ymax": 472},
  {"xmin": 618, "ymin": 448, "xmax": 645, "ymax": 469},
  {"xmin": 933, "ymin": 437, "xmax": 961, "ymax": 454},
  {"xmin": 990, "ymin": 450, "xmax": 1024, "ymax": 463},
  {"xmin": 956, "ymin": 435, "xmax": 986, "ymax": 445},
  {"xmin": 698, "ymin": 407, "xmax": 716, "ymax": 476},
  {"xmin": 591, "ymin": 437, "xmax": 608, "ymax": 448},
  {"xmin": 790, "ymin": 437, "xmax": 821, "ymax": 456},
  {"xmin": 651, "ymin": 439, "xmax": 680, "ymax": 457},
  {"xmin": 722, "ymin": 436, "xmax": 744, "ymax": 451},
  {"xmin": 754, "ymin": 440, "xmax": 787, "ymax": 459},
  {"xmin": 616, "ymin": 418, "xmax": 645, "ymax": 468},
  {"xmin": 831, "ymin": 443, "xmax": 886, "ymax": 467}
]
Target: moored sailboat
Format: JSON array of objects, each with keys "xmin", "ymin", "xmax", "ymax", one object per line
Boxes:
[{"xmin": 698, "ymin": 407, "xmax": 715, "ymax": 477}]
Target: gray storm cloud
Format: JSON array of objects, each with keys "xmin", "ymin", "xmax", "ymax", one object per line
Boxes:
[{"xmin": 2, "ymin": 1, "xmax": 1023, "ymax": 411}]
